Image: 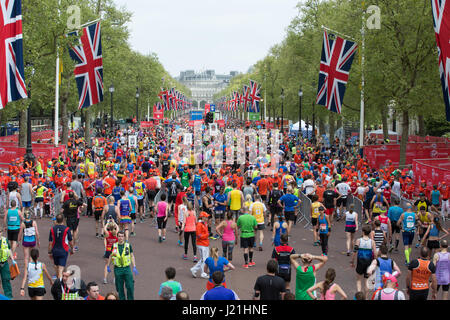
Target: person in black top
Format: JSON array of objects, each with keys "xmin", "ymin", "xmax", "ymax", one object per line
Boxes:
[
  {"xmin": 322, "ymin": 183, "xmax": 338, "ymax": 220},
  {"xmin": 267, "ymin": 183, "xmax": 284, "ymax": 230},
  {"xmin": 50, "ymin": 268, "xmax": 87, "ymax": 300},
  {"xmin": 61, "ymin": 192, "xmax": 84, "ymax": 252},
  {"xmin": 272, "ymin": 234, "xmax": 296, "ymax": 291},
  {"xmin": 253, "ymin": 259, "xmax": 286, "ymax": 300}
]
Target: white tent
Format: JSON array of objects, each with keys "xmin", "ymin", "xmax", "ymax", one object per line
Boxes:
[{"xmin": 290, "ymin": 120, "xmax": 312, "ymax": 132}]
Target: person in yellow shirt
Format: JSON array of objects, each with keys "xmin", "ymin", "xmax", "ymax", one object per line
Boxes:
[
  {"xmin": 310, "ymin": 195, "xmax": 325, "ymax": 246},
  {"xmin": 249, "ymin": 195, "xmax": 267, "ymax": 251},
  {"xmin": 227, "ymin": 182, "xmax": 244, "ymax": 220}
]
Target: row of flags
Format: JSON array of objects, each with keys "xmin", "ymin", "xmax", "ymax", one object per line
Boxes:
[
  {"xmin": 2, "ymin": 0, "xmax": 450, "ymax": 121},
  {"xmin": 157, "ymin": 88, "xmax": 192, "ymax": 111},
  {"xmin": 216, "ymin": 79, "xmax": 261, "ymax": 113}
]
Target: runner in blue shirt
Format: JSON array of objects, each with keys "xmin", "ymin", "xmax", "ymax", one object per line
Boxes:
[{"xmin": 200, "ymin": 271, "xmax": 239, "ymax": 300}]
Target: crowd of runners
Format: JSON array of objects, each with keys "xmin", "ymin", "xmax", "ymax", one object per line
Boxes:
[{"xmin": 0, "ymin": 119, "xmax": 448, "ymax": 301}]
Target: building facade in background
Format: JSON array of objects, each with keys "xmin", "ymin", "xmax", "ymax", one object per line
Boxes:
[{"xmin": 177, "ymin": 70, "xmax": 239, "ymax": 108}]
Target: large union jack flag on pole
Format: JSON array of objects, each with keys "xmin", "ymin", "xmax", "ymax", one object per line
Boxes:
[
  {"xmin": 0, "ymin": 0, "xmax": 27, "ymax": 109},
  {"xmin": 316, "ymin": 30, "xmax": 358, "ymax": 114},
  {"xmin": 249, "ymin": 80, "xmax": 261, "ymax": 113},
  {"xmin": 68, "ymin": 21, "xmax": 103, "ymax": 110},
  {"xmin": 432, "ymin": 0, "xmax": 450, "ymax": 121}
]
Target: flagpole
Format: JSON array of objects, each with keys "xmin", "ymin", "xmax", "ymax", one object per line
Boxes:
[
  {"xmin": 359, "ymin": 12, "xmax": 365, "ymax": 148},
  {"xmin": 147, "ymin": 102, "xmax": 150, "ymax": 121},
  {"xmin": 54, "ymin": 46, "xmax": 60, "ymax": 147}
]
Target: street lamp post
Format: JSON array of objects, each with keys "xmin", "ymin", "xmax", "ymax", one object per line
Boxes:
[
  {"xmin": 298, "ymin": 86, "xmax": 303, "ymax": 139},
  {"xmin": 280, "ymin": 88, "xmax": 285, "ymax": 133},
  {"xmin": 109, "ymin": 83, "xmax": 114, "ymax": 132},
  {"xmin": 312, "ymin": 102, "xmax": 316, "ymax": 143},
  {"xmin": 24, "ymin": 67, "xmax": 35, "ymax": 165},
  {"xmin": 135, "ymin": 87, "xmax": 140, "ymax": 126}
]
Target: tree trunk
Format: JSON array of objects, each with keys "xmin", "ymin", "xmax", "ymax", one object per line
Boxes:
[
  {"xmin": 381, "ymin": 105, "xmax": 389, "ymax": 140},
  {"xmin": 84, "ymin": 108, "xmax": 91, "ymax": 147},
  {"xmin": 328, "ymin": 112, "xmax": 335, "ymax": 143},
  {"xmin": 61, "ymin": 95, "xmax": 69, "ymax": 146},
  {"xmin": 418, "ymin": 114, "xmax": 425, "ymax": 137},
  {"xmin": 18, "ymin": 109, "xmax": 27, "ymax": 148},
  {"xmin": 399, "ymin": 109, "xmax": 409, "ymax": 167},
  {"xmin": 319, "ymin": 116, "xmax": 325, "ymax": 137}
]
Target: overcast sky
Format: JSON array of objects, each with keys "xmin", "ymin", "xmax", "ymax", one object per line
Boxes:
[{"xmin": 113, "ymin": 0, "xmax": 300, "ymax": 77}]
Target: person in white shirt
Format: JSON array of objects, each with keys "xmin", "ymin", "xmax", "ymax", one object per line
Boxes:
[
  {"xmin": 335, "ymin": 178, "xmax": 351, "ymax": 219},
  {"xmin": 302, "ymin": 175, "xmax": 316, "ymax": 200}
]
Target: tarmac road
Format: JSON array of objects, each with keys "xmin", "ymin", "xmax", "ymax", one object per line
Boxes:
[{"xmin": 2, "ymin": 211, "xmax": 425, "ymax": 300}]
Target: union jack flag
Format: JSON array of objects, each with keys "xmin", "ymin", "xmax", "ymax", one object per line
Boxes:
[
  {"xmin": 316, "ymin": 30, "xmax": 358, "ymax": 114},
  {"xmin": 0, "ymin": 0, "xmax": 27, "ymax": 109},
  {"xmin": 432, "ymin": 0, "xmax": 450, "ymax": 121},
  {"xmin": 241, "ymin": 85, "xmax": 251, "ymax": 112},
  {"xmin": 68, "ymin": 22, "xmax": 104, "ymax": 110},
  {"xmin": 249, "ymin": 80, "xmax": 261, "ymax": 113}
]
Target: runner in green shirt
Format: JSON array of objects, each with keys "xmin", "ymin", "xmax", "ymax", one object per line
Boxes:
[
  {"xmin": 237, "ymin": 213, "xmax": 257, "ymax": 268},
  {"xmin": 290, "ymin": 253, "xmax": 328, "ymax": 300}
]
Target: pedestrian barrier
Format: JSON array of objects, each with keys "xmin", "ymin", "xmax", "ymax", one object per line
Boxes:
[{"xmin": 297, "ymin": 191, "xmax": 312, "ymax": 228}]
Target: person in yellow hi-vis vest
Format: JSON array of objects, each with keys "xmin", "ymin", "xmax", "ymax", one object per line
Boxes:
[
  {"xmin": 0, "ymin": 228, "xmax": 15, "ymax": 299},
  {"xmin": 107, "ymin": 231, "xmax": 138, "ymax": 300}
]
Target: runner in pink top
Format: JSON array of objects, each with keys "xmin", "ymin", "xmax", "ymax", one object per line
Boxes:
[
  {"xmin": 216, "ymin": 211, "xmax": 238, "ymax": 261},
  {"xmin": 156, "ymin": 194, "xmax": 169, "ymax": 243}
]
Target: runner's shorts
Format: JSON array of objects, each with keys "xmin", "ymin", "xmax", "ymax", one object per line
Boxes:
[{"xmin": 240, "ymin": 236, "xmax": 255, "ymax": 249}]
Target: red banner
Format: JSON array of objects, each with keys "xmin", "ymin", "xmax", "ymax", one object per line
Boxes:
[
  {"xmin": 0, "ymin": 144, "xmax": 66, "ymax": 169},
  {"xmin": 364, "ymin": 143, "xmax": 450, "ymax": 169},
  {"xmin": 266, "ymin": 122, "xmax": 274, "ymax": 129},
  {"xmin": 188, "ymin": 120, "xmax": 203, "ymax": 127},
  {"xmin": 0, "ymin": 130, "xmax": 56, "ymax": 143},
  {"xmin": 216, "ymin": 119, "xmax": 225, "ymax": 128},
  {"xmin": 413, "ymin": 159, "xmax": 450, "ymax": 187},
  {"xmin": 205, "ymin": 104, "xmax": 210, "ymax": 113},
  {"xmin": 140, "ymin": 121, "xmax": 154, "ymax": 128},
  {"xmin": 153, "ymin": 110, "xmax": 164, "ymax": 120}
]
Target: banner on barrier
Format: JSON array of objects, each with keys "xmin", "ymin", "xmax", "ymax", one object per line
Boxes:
[
  {"xmin": 0, "ymin": 130, "xmax": 56, "ymax": 143},
  {"xmin": 413, "ymin": 159, "xmax": 450, "ymax": 187},
  {"xmin": 0, "ymin": 144, "xmax": 66, "ymax": 169},
  {"xmin": 364, "ymin": 143, "xmax": 450, "ymax": 168}
]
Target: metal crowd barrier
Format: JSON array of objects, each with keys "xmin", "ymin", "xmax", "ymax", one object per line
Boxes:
[{"xmin": 297, "ymin": 191, "xmax": 312, "ymax": 228}]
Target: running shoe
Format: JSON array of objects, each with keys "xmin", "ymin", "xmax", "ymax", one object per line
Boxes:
[
  {"xmin": 95, "ymin": 233, "xmax": 99, "ymax": 238},
  {"xmin": 415, "ymin": 243, "xmax": 420, "ymax": 248},
  {"xmin": 190, "ymin": 268, "xmax": 197, "ymax": 278},
  {"xmin": 346, "ymin": 252, "xmax": 351, "ymax": 256},
  {"xmin": 182, "ymin": 254, "xmax": 188, "ymax": 260},
  {"xmin": 158, "ymin": 236, "xmax": 162, "ymax": 243},
  {"xmin": 193, "ymin": 256, "xmax": 198, "ymax": 262},
  {"xmin": 242, "ymin": 264, "xmax": 249, "ymax": 269},
  {"xmin": 178, "ymin": 240, "xmax": 183, "ymax": 247},
  {"xmin": 258, "ymin": 246, "xmax": 263, "ymax": 252},
  {"xmin": 388, "ymin": 245, "xmax": 394, "ymax": 253},
  {"xmin": 200, "ymin": 273, "xmax": 209, "ymax": 279},
  {"xmin": 73, "ymin": 246, "xmax": 79, "ymax": 252},
  {"xmin": 13, "ymin": 252, "xmax": 17, "ymax": 260},
  {"xmin": 140, "ymin": 218, "xmax": 144, "ymax": 223},
  {"xmin": 162, "ymin": 237, "xmax": 166, "ymax": 241},
  {"xmin": 249, "ymin": 262, "xmax": 256, "ymax": 267},
  {"xmin": 103, "ymin": 278, "xmax": 107, "ymax": 284},
  {"xmin": 313, "ymin": 241, "xmax": 320, "ymax": 246}
]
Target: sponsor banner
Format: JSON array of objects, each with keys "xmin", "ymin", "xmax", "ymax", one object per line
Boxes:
[
  {"xmin": 413, "ymin": 159, "xmax": 450, "ymax": 188},
  {"xmin": 364, "ymin": 143, "xmax": 450, "ymax": 168},
  {"xmin": 0, "ymin": 144, "xmax": 66, "ymax": 168},
  {"xmin": 154, "ymin": 111, "xmax": 164, "ymax": 120},
  {"xmin": 0, "ymin": 130, "xmax": 56, "ymax": 143},
  {"xmin": 188, "ymin": 120, "xmax": 204, "ymax": 127},
  {"xmin": 216, "ymin": 119, "xmax": 225, "ymax": 128},
  {"xmin": 140, "ymin": 121, "xmax": 154, "ymax": 128}
]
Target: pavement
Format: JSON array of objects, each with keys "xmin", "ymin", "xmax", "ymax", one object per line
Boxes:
[{"xmin": 1, "ymin": 211, "xmax": 436, "ymax": 300}]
